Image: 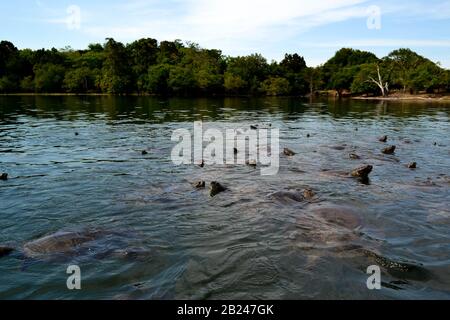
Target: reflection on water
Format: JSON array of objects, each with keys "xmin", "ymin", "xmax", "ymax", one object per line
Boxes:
[{"xmin": 0, "ymin": 96, "xmax": 449, "ymax": 300}]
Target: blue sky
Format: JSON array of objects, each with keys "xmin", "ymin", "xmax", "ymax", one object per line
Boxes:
[{"xmin": 1, "ymin": 0, "xmax": 450, "ymax": 67}]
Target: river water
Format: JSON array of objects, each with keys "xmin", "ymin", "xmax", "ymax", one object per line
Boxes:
[{"xmin": 0, "ymin": 96, "xmax": 449, "ymax": 299}]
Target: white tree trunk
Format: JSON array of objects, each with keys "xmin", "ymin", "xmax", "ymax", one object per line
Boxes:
[{"xmin": 369, "ymin": 65, "xmax": 389, "ymax": 97}]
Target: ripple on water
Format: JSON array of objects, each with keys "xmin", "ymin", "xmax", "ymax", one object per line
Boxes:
[{"xmin": 0, "ymin": 96, "xmax": 449, "ymax": 299}]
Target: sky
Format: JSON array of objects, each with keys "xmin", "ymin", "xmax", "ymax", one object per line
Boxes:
[{"xmin": 1, "ymin": 0, "xmax": 450, "ymax": 67}]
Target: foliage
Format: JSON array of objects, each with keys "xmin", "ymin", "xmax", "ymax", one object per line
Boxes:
[
  {"xmin": 0, "ymin": 38, "xmax": 448, "ymax": 96},
  {"xmin": 351, "ymin": 63, "xmax": 390, "ymax": 95},
  {"xmin": 34, "ymin": 63, "xmax": 66, "ymax": 92},
  {"xmin": 261, "ymin": 77, "xmax": 291, "ymax": 96}
]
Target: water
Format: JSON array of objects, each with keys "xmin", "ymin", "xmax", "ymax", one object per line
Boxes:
[{"xmin": 0, "ymin": 95, "xmax": 449, "ymax": 300}]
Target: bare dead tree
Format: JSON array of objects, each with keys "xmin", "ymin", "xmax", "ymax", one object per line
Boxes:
[{"xmin": 367, "ymin": 65, "xmax": 389, "ymax": 97}]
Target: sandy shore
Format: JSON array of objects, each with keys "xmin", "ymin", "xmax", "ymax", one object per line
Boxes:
[{"xmin": 352, "ymin": 95, "xmax": 450, "ymax": 102}]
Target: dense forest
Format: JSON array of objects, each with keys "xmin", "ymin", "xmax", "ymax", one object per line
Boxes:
[{"xmin": 1, "ymin": 38, "xmax": 449, "ymax": 96}]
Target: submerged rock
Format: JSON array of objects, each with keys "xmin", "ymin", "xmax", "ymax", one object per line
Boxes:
[
  {"xmin": 270, "ymin": 189, "xmax": 316, "ymax": 204},
  {"xmin": 349, "ymin": 153, "xmax": 361, "ymax": 160},
  {"xmin": 312, "ymin": 205, "xmax": 363, "ymax": 230},
  {"xmin": 351, "ymin": 165, "xmax": 373, "ymax": 179},
  {"xmin": 1, "ymin": 229, "xmax": 141, "ymax": 262},
  {"xmin": 382, "ymin": 145, "xmax": 396, "ymax": 155},
  {"xmin": 193, "ymin": 181, "xmax": 206, "ymax": 189},
  {"xmin": 362, "ymin": 249, "xmax": 432, "ymax": 281},
  {"xmin": 329, "ymin": 145, "xmax": 346, "ymax": 151},
  {"xmin": 22, "ymin": 230, "xmax": 101, "ymax": 258},
  {"xmin": 283, "ymin": 148, "xmax": 296, "ymax": 156},
  {"xmin": 0, "ymin": 173, "xmax": 8, "ymax": 181},
  {"xmin": 0, "ymin": 246, "xmax": 14, "ymax": 258},
  {"xmin": 408, "ymin": 162, "xmax": 417, "ymax": 169},
  {"xmin": 379, "ymin": 135, "xmax": 388, "ymax": 143},
  {"xmin": 210, "ymin": 182, "xmax": 227, "ymax": 197},
  {"xmin": 269, "ymin": 191, "xmax": 305, "ymax": 203}
]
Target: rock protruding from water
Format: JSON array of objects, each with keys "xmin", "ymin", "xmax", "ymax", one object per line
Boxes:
[
  {"xmin": 0, "ymin": 246, "xmax": 14, "ymax": 258},
  {"xmin": 303, "ymin": 189, "xmax": 316, "ymax": 200},
  {"xmin": 1, "ymin": 173, "xmax": 8, "ymax": 181},
  {"xmin": 349, "ymin": 153, "xmax": 361, "ymax": 160},
  {"xmin": 250, "ymin": 125, "xmax": 258, "ymax": 130},
  {"xmin": 408, "ymin": 162, "xmax": 417, "ymax": 169},
  {"xmin": 210, "ymin": 182, "xmax": 227, "ymax": 197},
  {"xmin": 283, "ymin": 148, "xmax": 296, "ymax": 156},
  {"xmin": 351, "ymin": 165, "xmax": 373, "ymax": 179},
  {"xmin": 193, "ymin": 181, "xmax": 206, "ymax": 189},
  {"xmin": 382, "ymin": 145, "xmax": 396, "ymax": 155},
  {"xmin": 246, "ymin": 160, "xmax": 257, "ymax": 167},
  {"xmin": 141, "ymin": 150, "xmax": 148, "ymax": 155},
  {"xmin": 379, "ymin": 135, "xmax": 388, "ymax": 143}
]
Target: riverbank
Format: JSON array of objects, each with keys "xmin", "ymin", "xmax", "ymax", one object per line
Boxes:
[
  {"xmin": 352, "ymin": 93, "xmax": 450, "ymax": 102},
  {"xmin": 2, "ymin": 92, "xmax": 450, "ymax": 103}
]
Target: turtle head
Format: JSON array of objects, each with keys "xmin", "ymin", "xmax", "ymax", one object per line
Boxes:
[{"xmin": 0, "ymin": 246, "xmax": 15, "ymax": 258}]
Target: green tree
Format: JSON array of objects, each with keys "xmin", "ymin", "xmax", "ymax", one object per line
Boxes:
[
  {"xmin": 385, "ymin": 48, "xmax": 426, "ymax": 92},
  {"xmin": 261, "ymin": 77, "xmax": 290, "ymax": 96},
  {"xmin": 225, "ymin": 54, "xmax": 268, "ymax": 94},
  {"xmin": 158, "ymin": 40, "xmax": 183, "ymax": 64},
  {"xmin": 321, "ymin": 48, "xmax": 379, "ymax": 91},
  {"xmin": 0, "ymin": 41, "xmax": 23, "ymax": 92},
  {"xmin": 224, "ymin": 72, "xmax": 247, "ymax": 94},
  {"xmin": 64, "ymin": 67, "xmax": 97, "ymax": 92},
  {"xmin": 98, "ymin": 38, "xmax": 132, "ymax": 93},
  {"xmin": 0, "ymin": 76, "xmax": 15, "ymax": 92},
  {"xmin": 330, "ymin": 66, "xmax": 360, "ymax": 97},
  {"xmin": 351, "ymin": 63, "xmax": 390, "ymax": 96},
  {"xmin": 34, "ymin": 63, "xmax": 66, "ymax": 92},
  {"xmin": 279, "ymin": 53, "xmax": 308, "ymax": 95},
  {"xmin": 146, "ymin": 64, "xmax": 171, "ymax": 94},
  {"xmin": 280, "ymin": 53, "xmax": 307, "ymax": 73},
  {"xmin": 304, "ymin": 67, "xmax": 323, "ymax": 96},
  {"xmin": 20, "ymin": 76, "xmax": 34, "ymax": 92},
  {"xmin": 127, "ymin": 38, "xmax": 159, "ymax": 92},
  {"xmin": 409, "ymin": 60, "xmax": 444, "ymax": 93}
]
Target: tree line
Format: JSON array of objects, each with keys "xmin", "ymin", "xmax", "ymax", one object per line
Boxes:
[{"xmin": 1, "ymin": 38, "xmax": 449, "ymax": 96}]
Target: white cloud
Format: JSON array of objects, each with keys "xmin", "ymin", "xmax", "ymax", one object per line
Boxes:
[
  {"xmin": 302, "ymin": 39, "xmax": 450, "ymax": 48},
  {"xmin": 38, "ymin": 0, "xmax": 450, "ymax": 65},
  {"xmin": 81, "ymin": 0, "xmax": 371, "ymax": 45}
]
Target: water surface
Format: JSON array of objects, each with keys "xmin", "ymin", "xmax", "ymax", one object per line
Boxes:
[{"xmin": 0, "ymin": 96, "xmax": 449, "ymax": 299}]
